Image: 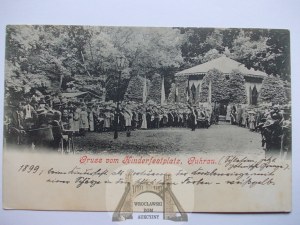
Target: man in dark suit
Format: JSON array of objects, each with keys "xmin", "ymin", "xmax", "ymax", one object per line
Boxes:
[{"xmin": 188, "ymin": 105, "xmax": 197, "ymax": 131}]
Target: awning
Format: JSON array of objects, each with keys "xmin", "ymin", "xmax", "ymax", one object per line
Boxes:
[{"xmin": 61, "ymin": 92, "xmax": 88, "ymax": 98}]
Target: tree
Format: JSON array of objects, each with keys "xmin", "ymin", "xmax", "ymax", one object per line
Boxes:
[
  {"xmin": 179, "ymin": 28, "xmax": 290, "ymax": 81},
  {"xmin": 200, "ymin": 69, "xmax": 229, "ymax": 103},
  {"xmin": 227, "ymin": 70, "xmax": 247, "ymax": 104},
  {"xmin": 102, "ymin": 27, "xmax": 184, "ymax": 100},
  {"xmin": 167, "ymin": 83, "xmax": 176, "ymax": 103},
  {"xmin": 179, "ymin": 27, "xmax": 215, "ymax": 67},
  {"xmin": 5, "ymin": 26, "xmax": 185, "ymax": 102},
  {"xmin": 230, "ymin": 29, "xmax": 290, "ymax": 81},
  {"xmin": 147, "ymin": 73, "xmax": 162, "ymax": 104},
  {"xmin": 258, "ymin": 76, "xmax": 287, "ymax": 105},
  {"xmin": 124, "ymin": 75, "xmax": 150, "ymax": 102},
  {"xmin": 201, "ymin": 49, "xmax": 222, "ymax": 63}
]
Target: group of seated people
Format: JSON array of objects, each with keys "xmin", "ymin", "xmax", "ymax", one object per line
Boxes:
[{"xmin": 228, "ymin": 103, "xmax": 291, "ymax": 156}]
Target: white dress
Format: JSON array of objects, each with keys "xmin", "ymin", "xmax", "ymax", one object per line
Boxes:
[
  {"xmin": 73, "ymin": 108, "xmax": 80, "ymax": 131},
  {"xmin": 89, "ymin": 111, "xmax": 94, "ymax": 131},
  {"xmin": 124, "ymin": 110, "xmax": 132, "ymax": 127},
  {"xmin": 225, "ymin": 106, "xmax": 231, "ymax": 121},
  {"xmin": 141, "ymin": 113, "xmax": 147, "ymax": 129},
  {"xmin": 104, "ymin": 112, "xmax": 111, "ymax": 128}
]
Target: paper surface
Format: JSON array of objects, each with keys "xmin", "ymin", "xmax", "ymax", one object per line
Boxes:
[{"xmin": 2, "ymin": 25, "xmax": 291, "ymax": 218}]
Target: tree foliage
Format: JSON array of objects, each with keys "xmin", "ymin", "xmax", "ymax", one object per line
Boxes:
[
  {"xmin": 147, "ymin": 73, "xmax": 162, "ymax": 104},
  {"xmin": 258, "ymin": 76, "xmax": 287, "ymax": 105},
  {"xmin": 167, "ymin": 83, "xmax": 176, "ymax": 103},
  {"xmin": 179, "ymin": 28, "xmax": 290, "ymax": 81},
  {"xmin": 227, "ymin": 70, "xmax": 247, "ymax": 104},
  {"xmin": 5, "ymin": 26, "xmax": 290, "ymax": 104},
  {"xmin": 5, "ymin": 25, "xmax": 184, "ymax": 101},
  {"xmin": 200, "ymin": 69, "xmax": 229, "ymax": 103},
  {"xmin": 124, "ymin": 75, "xmax": 150, "ymax": 103}
]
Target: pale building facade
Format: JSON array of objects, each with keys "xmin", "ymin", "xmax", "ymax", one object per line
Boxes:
[{"xmin": 175, "ymin": 55, "xmax": 267, "ymax": 105}]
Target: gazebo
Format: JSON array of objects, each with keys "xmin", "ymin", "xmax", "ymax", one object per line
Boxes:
[{"xmin": 174, "ymin": 55, "xmax": 267, "ymax": 105}]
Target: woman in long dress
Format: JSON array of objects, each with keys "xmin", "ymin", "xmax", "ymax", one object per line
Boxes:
[
  {"xmin": 225, "ymin": 105, "xmax": 231, "ymax": 122},
  {"xmin": 73, "ymin": 106, "xmax": 80, "ymax": 133},
  {"xmin": 248, "ymin": 111, "xmax": 256, "ymax": 131},
  {"xmin": 141, "ymin": 107, "xmax": 147, "ymax": 129},
  {"xmin": 104, "ymin": 109, "xmax": 111, "ymax": 131},
  {"xmin": 88, "ymin": 107, "xmax": 94, "ymax": 132},
  {"xmin": 79, "ymin": 106, "xmax": 89, "ymax": 135}
]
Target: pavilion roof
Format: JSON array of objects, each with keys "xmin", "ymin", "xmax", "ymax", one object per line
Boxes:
[
  {"xmin": 176, "ymin": 55, "xmax": 267, "ymax": 78},
  {"xmin": 61, "ymin": 91, "xmax": 102, "ymax": 99}
]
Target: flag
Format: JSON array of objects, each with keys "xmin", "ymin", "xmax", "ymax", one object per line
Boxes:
[
  {"xmin": 161, "ymin": 75, "xmax": 166, "ymax": 105},
  {"xmin": 142, "ymin": 75, "xmax": 147, "ymax": 103}
]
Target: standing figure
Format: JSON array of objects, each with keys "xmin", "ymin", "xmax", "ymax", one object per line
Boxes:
[
  {"xmin": 230, "ymin": 105, "xmax": 237, "ymax": 125},
  {"xmin": 88, "ymin": 107, "xmax": 94, "ymax": 132},
  {"xmin": 79, "ymin": 106, "xmax": 89, "ymax": 135},
  {"xmin": 123, "ymin": 107, "xmax": 132, "ymax": 137},
  {"xmin": 104, "ymin": 108, "xmax": 111, "ymax": 131},
  {"xmin": 68, "ymin": 108, "xmax": 74, "ymax": 131},
  {"xmin": 35, "ymin": 111, "xmax": 54, "ymax": 150},
  {"xmin": 146, "ymin": 109, "xmax": 152, "ymax": 129},
  {"xmin": 188, "ymin": 105, "xmax": 197, "ymax": 131},
  {"xmin": 225, "ymin": 105, "xmax": 231, "ymax": 122},
  {"xmin": 141, "ymin": 107, "xmax": 147, "ymax": 129},
  {"xmin": 73, "ymin": 105, "xmax": 80, "ymax": 133},
  {"xmin": 248, "ymin": 111, "xmax": 256, "ymax": 131},
  {"xmin": 50, "ymin": 111, "xmax": 64, "ymax": 151}
]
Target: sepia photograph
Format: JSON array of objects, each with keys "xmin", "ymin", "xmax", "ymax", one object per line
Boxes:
[
  {"xmin": 2, "ymin": 25, "xmax": 293, "ymax": 216},
  {"xmin": 1, "ymin": 1, "xmax": 299, "ymax": 225}
]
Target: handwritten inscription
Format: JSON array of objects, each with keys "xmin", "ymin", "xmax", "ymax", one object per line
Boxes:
[{"xmin": 16, "ymin": 155, "xmax": 290, "ymax": 189}]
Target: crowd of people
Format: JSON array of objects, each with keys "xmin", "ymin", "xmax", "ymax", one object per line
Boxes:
[
  {"xmin": 226, "ymin": 103, "xmax": 291, "ymax": 157},
  {"xmin": 4, "ymin": 92, "xmax": 291, "ymax": 157},
  {"xmin": 4, "ymin": 93, "xmax": 213, "ymax": 151}
]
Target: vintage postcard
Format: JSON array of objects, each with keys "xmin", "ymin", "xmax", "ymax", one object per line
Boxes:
[{"xmin": 2, "ymin": 25, "xmax": 291, "ymax": 220}]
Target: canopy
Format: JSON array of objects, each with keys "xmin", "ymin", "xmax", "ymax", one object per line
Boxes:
[{"xmin": 61, "ymin": 91, "xmax": 101, "ymax": 99}]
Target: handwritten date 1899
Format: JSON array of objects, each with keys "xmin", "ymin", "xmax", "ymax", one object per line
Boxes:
[{"xmin": 18, "ymin": 165, "xmax": 40, "ymax": 174}]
